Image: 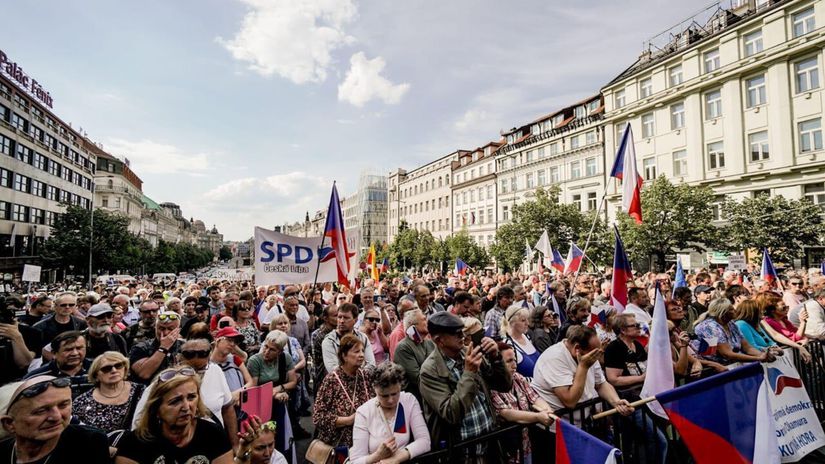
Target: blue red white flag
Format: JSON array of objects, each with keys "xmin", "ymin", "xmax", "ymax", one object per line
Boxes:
[
  {"xmin": 587, "ymin": 306, "xmax": 607, "ymax": 328},
  {"xmin": 455, "ymin": 258, "xmax": 469, "ymax": 276},
  {"xmin": 610, "ymin": 226, "xmax": 632, "ymax": 313},
  {"xmin": 556, "ymin": 419, "xmax": 619, "ymax": 464},
  {"xmin": 380, "ymin": 257, "xmax": 389, "ymax": 273},
  {"xmin": 655, "ymin": 362, "xmax": 779, "ymax": 464},
  {"xmin": 610, "ymin": 123, "xmax": 643, "ymax": 224},
  {"xmin": 641, "ymin": 286, "xmax": 674, "ymax": 418},
  {"xmin": 564, "ymin": 243, "xmax": 584, "ymax": 275},
  {"xmin": 551, "ymin": 246, "xmax": 566, "ymax": 273},
  {"xmin": 673, "ymin": 257, "xmax": 687, "ymax": 298},
  {"xmin": 761, "ymin": 249, "xmax": 778, "ymax": 284},
  {"xmin": 321, "ymin": 183, "xmax": 351, "ymax": 285},
  {"xmin": 549, "ymin": 292, "xmax": 566, "ymax": 324}
]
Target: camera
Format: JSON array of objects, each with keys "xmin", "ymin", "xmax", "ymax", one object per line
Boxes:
[{"xmin": 0, "ymin": 297, "xmax": 14, "ymax": 325}]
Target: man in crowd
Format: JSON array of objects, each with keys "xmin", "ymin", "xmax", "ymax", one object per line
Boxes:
[
  {"xmin": 483, "ymin": 285, "xmax": 513, "ymax": 339},
  {"xmin": 84, "ymin": 303, "xmax": 128, "ymax": 358},
  {"xmin": 725, "ymin": 285, "xmax": 751, "ymax": 309},
  {"xmin": 111, "ymin": 293, "xmax": 138, "ymax": 327},
  {"xmin": 0, "ymin": 298, "xmax": 39, "ymax": 384},
  {"xmin": 0, "ymin": 375, "xmax": 110, "ymax": 463},
  {"xmin": 26, "ymin": 331, "xmax": 91, "ymax": 383},
  {"xmin": 624, "ymin": 287, "xmax": 652, "ymax": 327},
  {"xmin": 311, "ymin": 303, "xmax": 338, "ymax": 389},
  {"xmin": 556, "ymin": 295, "xmax": 592, "ymax": 342},
  {"xmin": 283, "ymin": 296, "xmax": 311, "ymax": 354},
  {"xmin": 673, "ymin": 287, "xmax": 697, "ymax": 333},
  {"xmin": 414, "ymin": 285, "xmax": 444, "ymax": 316},
  {"xmin": 691, "ymin": 284, "xmax": 714, "ymax": 316},
  {"xmin": 512, "ymin": 285, "xmax": 534, "ymax": 310},
  {"xmin": 125, "ymin": 300, "xmax": 159, "ymax": 348},
  {"xmin": 181, "ymin": 302, "xmax": 210, "ymax": 337},
  {"xmin": 450, "ymin": 291, "xmax": 474, "ymax": 318},
  {"xmin": 33, "ymin": 292, "xmax": 87, "ymax": 355},
  {"xmin": 130, "ymin": 311, "xmax": 183, "ymax": 383},
  {"xmin": 800, "ymin": 289, "xmax": 825, "ymax": 340},
  {"xmin": 387, "ymin": 299, "xmax": 418, "ymax": 361},
  {"xmin": 17, "ymin": 295, "xmax": 53, "ymax": 326},
  {"xmin": 321, "ymin": 303, "xmax": 375, "ymax": 373},
  {"xmin": 210, "ymin": 290, "xmax": 238, "ymax": 331},
  {"xmin": 784, "ymin": 276, "xmax": 807, "ymax": 308},
  {"xmin": 419, "ymin": 311, "xmax": 511, "ymax": 461},
  {"xmin": 393, "ymin": 308, "xmax": 434, "ymax": 401},
  {"xmin": 207, "ymin": 285, "xmax": 225, "ymax": 316}
]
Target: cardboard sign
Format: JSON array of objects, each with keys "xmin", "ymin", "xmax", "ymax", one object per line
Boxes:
[
  {"xmin": 22, "ymin": 264, "xmax": 41, "ymax": 282},
  {"xmin": 728, "ymin": 254, "xmax": 747, "ymax": 271}
]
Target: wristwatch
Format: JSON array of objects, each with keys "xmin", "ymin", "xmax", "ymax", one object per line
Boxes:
[{"xmin": 158, "ymin": 347, "xmax": 170, "ymax": 354}]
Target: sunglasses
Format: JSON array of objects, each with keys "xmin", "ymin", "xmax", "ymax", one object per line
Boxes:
[
  {"xmin": 8, "ymin": 377, "xmax": 72, "ymax": 410},
  {"xmin": 140, "ymin": 309, "xmax": 159, "ymax": 314},
  {"xmin": 58, "ymin": 303, "xmax": 77, "ymax": 308},
  {"xmin": 365, "ymin": 317, "xmax": 381, "ymax": 323},
  {"xmin": 100, "ymin": 362, "xmax": 125, "ymax": 373},
  {"xmin": 625, "ymin": 323, "xmax": 642, "ymax": 329},
  {"xmin": 158, "ymin": 313, "xmax": 180, "ymax": 322},
  {"xmin": 181, "ymin": 350, "xmax": 210, "ymax": 360},
  {"xmin": 158, "ymin": 367, "xmax": 197, "ymax": 383},
  {"xmin": 790, "ymin": 282, "xmax": 803, "ymax": 286}
]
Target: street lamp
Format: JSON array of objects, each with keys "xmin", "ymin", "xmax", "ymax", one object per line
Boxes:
[{"xmin": 88, "ymin": 183, "xmax": 95, "ymax": 290}]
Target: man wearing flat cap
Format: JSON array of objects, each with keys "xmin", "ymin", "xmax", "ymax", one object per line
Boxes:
[
  {"xmin": 84, "ymin": 303, "xmax": 128, "ymax": 359},
  {"xmin": 419, "ymin": 312, "xmax": 512, "ymax": 463}
]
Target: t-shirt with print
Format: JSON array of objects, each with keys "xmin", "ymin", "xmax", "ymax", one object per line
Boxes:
[
  {"xmin": 116, "ymin": 418, "xmax": 231, "ymax": 464},
  {"xmin": 603, "ymin": 339, "xmax": 648, "ymax": 378}
]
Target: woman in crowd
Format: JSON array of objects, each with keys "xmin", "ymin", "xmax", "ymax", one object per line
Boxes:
[
  {"xmin": 350, "ymin": 363, "xmax": 430, "ymax": 464},
  {"xmin": 115, "ymin": 367, "xmax": 233, "ymax": 464},
  {"xmin": 313, "ymin": 333, "xmax": 374, "ymax": 450},
  {"xmin": 491, "ymin": 343, "xmax": 555, "ymax": 464},
  {"xmin": 755, "ymin": 293, "xmax": 812, "ymax": 362},
  {"xmin": 235, "ymin": 415, "xmax": 288, "ymax": 464},
  {"xmin": 603, "ymin": 314, "xmax": 647, "ymax": 388},
  {"xmin": 166, "ymin": 297, "xmax": 182, "ymax": 314},
  {"xmin": 691, "ymin": 298, "xmax": 775, "ymax": 366},
  {"xmin": 528, "ymin": 305, "xmax": 559, "ymax": 353},
  {"xmin": 73, "ymin": 351, "xmax": 145, "ymax": 433},
  {"xmin": 667, "ymin": 321, "xmax": 704, "ymax": 378},
  {"xmin": 734, "ymin": 299, "xmax": 781, "ymax": 351},
  {"xmin": 112, "ymin": 306, "xmax": 127, "ymax": 334},
  {"xmin": 234, "ymin": 296, "xmax": 262, "ymax": 354},
  {"xmin": 501, "ymin": 306, "xmax": 539, "ymax": 379},
  {"xmin": 269, "ymin": 313, "xmax": 311, "ymax": 430},
  {"xmin": 361, "ymin": 308, "xmax": 388, "ymax": 364},
  {"xmin": 210, "ymin": 327, "xmax": 251, "ymax": 403}
]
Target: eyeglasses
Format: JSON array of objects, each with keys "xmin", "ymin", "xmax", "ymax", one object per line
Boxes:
[
  {"xmin": 58, "ymin": 303, "xmax": 76, "ymax": 308},
  {"xmin": 158, "ymin": 367, "xmax": 197, "ymax": 383},
  {"xmin": 625, "ymin": 323, "xmax": 642, "ymax": 329},
  {"xmin": 140, "ymin": 309, "xmax": 159, "ymax": 314},
  {"xmin": 100, "ymin": 362, "xmax": 125, "ymax": 373},
  {"xmin": 181, "ymin": 350, "xmax": 210, "ymax": 360},
  {"xmin": 158, "ymin": 313, "xmax": 180, "ymax": 322},
  {"xmin": 8, "ymin": 377, "xmax": 72, "ymax": 410},
  {"xmin": 365, "ymin": 317, "xmax": 381, "ymax": 323},
  {"xmin": 790, "ymin": 282, "xmax": 803, "ymax": 286}
]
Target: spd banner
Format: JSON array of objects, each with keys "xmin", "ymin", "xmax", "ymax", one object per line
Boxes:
[{"xmin": 254, "ymin": 227, "xmax": 350, "ymax": 285}]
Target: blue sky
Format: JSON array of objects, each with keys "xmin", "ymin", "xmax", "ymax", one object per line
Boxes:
[{"xmin": 3, "ymin": 0, "xmax": 702, "ymax": 240}]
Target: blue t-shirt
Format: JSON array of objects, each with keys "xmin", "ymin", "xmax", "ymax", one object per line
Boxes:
[{"xmin": 733, "ymin": 320, "xmax": 776, "ymax": 350}]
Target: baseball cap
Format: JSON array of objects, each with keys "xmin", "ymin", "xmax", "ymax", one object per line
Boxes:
[
  {"xmin": 694, "ymin": 285, "xmax": 713, "ymax": 295},
  {"xmin": 215, "ymin": 326, "xmax": 243, "ymax": 340},
  {"xmin": 87, "ymin": 303, "xmax": 114, "ymax": 318}
]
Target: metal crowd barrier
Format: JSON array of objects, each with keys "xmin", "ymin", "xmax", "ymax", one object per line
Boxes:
[{"xmin": 790, "ymin": 339, "xmax": 825, "ymax": 425}]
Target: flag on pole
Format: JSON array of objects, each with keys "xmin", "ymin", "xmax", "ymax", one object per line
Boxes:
[
  {"xmin": 564, "ymin": 243, "xmax": 584, "ymax": 275},
  {"xmin": 610, "ymin": 227, "xmax": 632, "ymax": 313},
  {"xmin": 524, "ymin": 239, "xmax": 534, "ymax": 261},
  {"xmin": 367, "ymin": 244, "xmax": 379, "ymax": 281},
  {"xmin": 380, "ymin": 257, "xmax": 389, "ymax": 273},
  {"xmin": 587, "ymin": 306, "xmax": 607, "ymax": 328},
  {"xmin": 455, "ymin": 258, "xmax": 469, "ymax": 276},
  {"xmin": 321, "ymin": 183, "xmax": 351, "ymax": 286},
  {"xmin": 673, "ymin": 257, "xmax": 687, "ymax": 298},
  {"xmin": 556, "ymin": 419, "xmax": 619, "ymax": 464},
  {"xmin": 610, "ymin": 123, "xmax": 644, "ymax": 224},
  {"xmin": 655, "ymin": 362, "xmax": 779, "ymax": 464},
  {"xmin": 549, "ymin": 292, "xmax": 565, "ymax": 323},
  {"xmin": 641, "ymin": 286, "xmax": 675, "ymax": 419},
  {"xmin": 550, "ymin": 246, "xmax": 566, "ymax": 273},
  {"xmin": 534, "ymin": 230, "xmax": 552, "ymax": 257},
  {"xmin": 760, "ymin": 249, "xmax": 778, "ymax": 284}
]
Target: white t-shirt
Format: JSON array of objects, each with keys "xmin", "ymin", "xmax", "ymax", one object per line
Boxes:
[
  {"xmin": 531, "ymin": 341, "xmax": 606, "ymax": 432},
  {"xmin": 262, "ymin": 304, "xmax": 310, "ymax": 326}
]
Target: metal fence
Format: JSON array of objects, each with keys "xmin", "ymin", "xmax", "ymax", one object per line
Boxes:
[{"xmin": 790, "ymin": 339, "xmax": 825, "ymax": 426}]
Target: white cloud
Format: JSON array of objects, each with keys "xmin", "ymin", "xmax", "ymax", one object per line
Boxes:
[
  {"xmin": 337, "ymin": 52, "xmax": 410, "ymax": 107},
  {"xmin": 453, "ymin": 108, "xmax": 488, "ymax": 131},
  {"xmin": 218, "ymin": 0, "xmax": 357, "ymax": 84},
  {"xmin": 104, "ymin": 138, "xmax": 212, "ymax": 175},
  {"xmin": 204, "ymin": 172, "xmax": 328, "ymax": 204}
]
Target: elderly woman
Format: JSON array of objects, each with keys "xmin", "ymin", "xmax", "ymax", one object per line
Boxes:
[
  {"xmin": 361, "ymin": 308, "xmax": 389, "ymax": 364},
  {"xmin": 165, "ymin": 297, "xmax": 182, "ymax": 314},
  {"xmin": 73, "ymin": 351, "xmax": 144, "ymax": 433},
  {"xmin": 269, "ymin": 313, "xmax": 312, "ymax": 439},
  {"xmin": 754, "ymin": 293, "xmax": 812, "ymax": 363},
  {"xmin": 691, "ymin": 298, "xmax": 774, "ymax": 367},
  {"xmin": 528, "ymin": 306, "xmax": 559, "ymax": 353},
  {"xmin": 233, "ymin": 295, "xmax": 261, "ymax": 354},
  {"xmin": 491, "ymin": 343, "xmax": 555, "ymax": 464},
  {"xmin": 313, "ymin": 333, "xmax": 374, "ymax": 450},
  {"xmin": 234, "ymin": 415, "xmax": 288, "ymax": 464},
  {"xmin": 115, "ymin": 367, "xmax": 234, "ymax": 464},
  {"xmin": 501, "ymin": 306, "xmax": 539, "ymax": 379},
  {"xmin": 350, "ymin": 363, "xmax": 430, "ymax": 464}
]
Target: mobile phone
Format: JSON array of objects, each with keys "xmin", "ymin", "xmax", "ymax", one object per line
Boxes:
[
  {"xmin": 470, "ymin": 329, "xmax": 484, "ymax": 347},
  {"xmin": 688, "ymin": 333, "xmax": 699, "ymax": 340},
  {"xmin": 219, "ymin": 320, "xmax": 231, "ymax": 329},
  {"xmin": 373, "ymin": 295, "xmax": 379, "ymax": 303}
]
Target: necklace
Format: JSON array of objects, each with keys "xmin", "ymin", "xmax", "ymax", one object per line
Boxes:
[
  {"xmin": 99, "ymin": 382, "xmax": 126, "ymax": 399},
  {"xmin": 11, "ymin": 443, "xmax": 52, "ymax": 464}
]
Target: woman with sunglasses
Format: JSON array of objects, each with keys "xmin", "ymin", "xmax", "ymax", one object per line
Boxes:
[
  {"xmin": 233, "ymin": 298, "xmax": 262, "ymax": 355},
  {"xmin": 73, "ymin": 351, "xmax": 145, "ymax": 433},
  {"xmin": 115, "ymin": 367, "xmax": 234, "ymax": 464},
  {"xmin": 603, "ymin": 313, "xmax": 648, "ymax": 388},
  {"xmin": 528, "ymin": 306, "xmax": 559, "ymax": 353},
  {"xmin": 360, "ymin": 308, "xmax": 388, "ymax": 364}
]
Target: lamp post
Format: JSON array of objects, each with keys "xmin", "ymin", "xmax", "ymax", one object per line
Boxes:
[{"xmin": 88, "ymin": 183, "xmax": 95, "ymax": 291}]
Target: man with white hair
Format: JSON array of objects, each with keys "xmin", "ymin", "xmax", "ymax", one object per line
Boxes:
[
  {"xmin": 393, "ymin": 308, "xmax": 434, "ymax": 401},
  {"xmin": 388, "ymin": 299, "xmax": 418, "ymax": 360}
]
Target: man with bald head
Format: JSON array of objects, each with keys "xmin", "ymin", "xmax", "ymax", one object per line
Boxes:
[{"xmin": 0, "ymin": 376, "xmax": 109, "ymax": 463}]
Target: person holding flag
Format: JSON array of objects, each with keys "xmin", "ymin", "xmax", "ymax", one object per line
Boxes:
[{"xmin": 320, "ymin": 183, "xmax": 352, "ymax": 286}]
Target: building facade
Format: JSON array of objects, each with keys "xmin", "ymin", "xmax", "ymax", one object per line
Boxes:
[
  {"xmin": 94, "ymin": 152, "xmax": 143, "ymax": 234},
  {"xmin": 602, "ymin": 0, "xmax": 825, "ymax": 223},
  {"xmin": 450, "ymin": 142, "xmax": 502, "ymax": 248}
]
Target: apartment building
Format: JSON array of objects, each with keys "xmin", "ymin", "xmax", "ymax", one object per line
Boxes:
[
  {"xmin": 451, "ymin": 141, "xmax": 502, "ymax": 248},
  {"xmin": 95, "ymin": 151, "xmax": 143, "ymax": 234}
]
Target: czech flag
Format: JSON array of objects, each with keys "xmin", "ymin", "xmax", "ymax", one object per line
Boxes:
[
  {"xmin": 760, "ymin": 249, "xmax": 778, "ymax": 284},
  {"xmin": 556, "ymin": 419, "xmax": 619, "ymax": 464},
  {"xmin": 610, "ymin": 123, "xmax": 643, "ymax": 224},
  {"xmin": 322, "ymin": 183, "xmax": 352, "ymax": 286},
  {"xmin": 610, "ymin": 226, "xmax": 632, "ymax": 313},
  {"xmin": 766, "ymin": 367, "xmax": 803, "ymax": 395},
  {"xmin": 455, "ymin": 258, "xmax": 469, "ymax": 276},
  {"xmin": 673, "ymin": 257, "xmax": 687, "ymax": 298},
  {"xmin": 694, "ymin": 336, "xmax": 718, "ymax": 358},
  {"xmin": 587, "ymin": 306, "xmax": 607, "ymax": 328},
  {"xmin": 564, "ymin": 243, "xmax": 584, "ymax": 275},
  {"xmin": 380, "ymin": 257, "xmax": 389, "ymax": 273},
  {"xmin": 641, "ymin": 286, "xmax": 675, "ymax": 418},
  {"xmin": 655, "ymin": 362, "xmax": 779, "ymax": 464},
  {"xmin": 551, "ymin": 246, "xmax": 566, "ymax": 273}
]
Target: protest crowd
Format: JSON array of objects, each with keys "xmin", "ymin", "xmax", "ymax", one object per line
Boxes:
[{"xmin": 0, "ymin": 258, "xmax": 824, "ymax": 464}]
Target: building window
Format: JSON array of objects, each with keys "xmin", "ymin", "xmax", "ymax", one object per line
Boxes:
[
  {"xmin": 526, "ymin": 173, "xmax": 534, "ymax": 188},
  {"xmin": 711, "ymin": 195, "xmax": 725, "ymax": 221},
  {"xmin": 0, "ymin": 201, "xmax": 7, "ymax": 220},
  {"xmin": 795, "ymin": 57, "xmax": 819, "ymax": 93},
  {"xmin": 47, "ymin": 186, "xmax": 57, "ymax": 201},
  {"xmin": 746, "ymin": 75, "xmax": 767, "ymax": 107},
  {"xmin": 550, "ymin": 166, "xmax": 560, "ymax": 183},
  {"xmin": 799, "ymin": 118, "xmax": 823, "ymax": 152},
  {"xmin": 537, "ymin": 169, "xmax": 546, "ymax": 186},
  {"xmin": 641, "ymin": 113, "xmax": 655, "ymax": 138},
  {"xmin": 704, "ymin": 49, "xmax": 720, "ymax": 73},
  {"xmin": 33, "ymin": 153, "xmax": 46, "ymax": 170},
  {"xmin": 500, "ymin": 179, "xmax": 507, "ymax": 194},
  {"xmin": 11, "ymin": 113, "xmax": 27, "ymax": 132},
  {"xmin": 572, "ymin": 194, "xmax": 582, "ymax": 211},
  {"xmin": 705, "ymin": 89, "xmax": 722, "ymax": 119},
  {"xmin": 11, "ymin": 204, "xmax": 28, "ymax": 222},
  {"xmin": 487, "ymin": 208, "xmax": 493, "ymax": 224},
  {"xmin": 31, "ymin": 208, "xmax": 44, "ymax": 224},
  {"xmin": 804, "ymin": 183, "xmax": 825, "ymax": 209},
  {"xmin": 575, "ymin": 106, "xmax": 586, "ymax": 119},
  {"xmin": 639, "ymin": 78, "xmax": 652, "ymax": 98},
  {"xmin": 643, "ymin": 157, "xmax": 657, "ymax": 180},
  {"xmin": 31, "ymin": 180, "xmax": 45, "ymax": 197},
  {"xmin": 502, "ymin": 205, "xmax": 509, "ymax": 221},
  {"xmin": 615, "ymin": 89, "xmax": 626, "ymax": 109},
  {"xmin": 585, "ymin": 157, "xmax": 597, "ymax": 176},
  {"xmin": 749, "ymin": 131, "xmax": 770, "ymax": 161},
  {"xmin": 708, "ymin": 141, "xmax": 725, "ymax": 169},
  {"xmin": 570, "ymin": 161, "xmax": 581, "ymax": 179},
  {"xmin": 0, "ymin": 135, "xmax": 12, "ymax": 155},
  {"xmin": 16, "ymin": 145, "xmax": 31, "ymax": 164},
  {"xmin": 550, "ymin": 142, "xmax": 559, "ymax": 155},
  {"xmin": 793, "ymin": 7, "xmax": 815, "ymax": 38},
  {"xmin": 670, "ymin": 103, "xmax": 685, "ymax": 130},
  {"xmin": 669, "ymin": 65, "xmax": 683, "ymax": 86},
  {"xmin": 525, "ymin": 151, "xmax": 534, "ymax": 163},
  {"xmin": 743, "ymin": 30, "xmax": 763, "ymax": 56},
  {"xmin": 585, "ymin": 131, "xmax": 596, "ymax": 145},
  {"xmin": 673, "ymin": 150, "xmax": 687, "ymax": 177},
  {"xmin": 13, "ymin": 174, "xmax": 28, "ymax": 193},
  {"xmin": 570, "ymin": 135, "xmax": 579, "ymax": 149}
]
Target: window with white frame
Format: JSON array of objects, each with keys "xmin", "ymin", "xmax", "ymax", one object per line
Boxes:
[
  {"xmin": 673, "ymin": 150, "xmax": 687, "ymax": 176},
  {"xmin": 537, "ymin": 169, "xmax": 546, "ymax": 186},
  {"xmin": 11, "ymin": 204, "xmax": 28, "ymax": 222},
  {"xmin": 587, "ymin": 100, "xmax": 599, "ymax": 113},
  {"xmin": 640, "ymin": 78, "xmax": 652, "ymax": 98},
  {"xmin": 669, "ymin": 65, "xmax": 683, "ymax": 86},
  {"xmin": 643, "ymin": 157, "xmax": 657, "ymax": 180},
  {"xmin": 707, "ymin": 141, "xmax": 725, "ymax": 169},
  {"xmin": 793, "ymin": 7, "xmax": 815, "ymax": 38},
  {"xmin": 478, "ymin": 187, "xmax": 484, "ymax": 200},
  {"xmin": 487, "ymin": 185, "xmax": 493, "ymax": 198},
  {"xmin": 455, "ymin": 194, "xmax": 461, "ymax": 206},
  {"xmin": 31, "ymin": 180, "xmax": 44, "ymax": 197},
  {"xmin": 572, "ymin": 194, "xmax": 582, "ymax": 211},
  {"xmin": 510, "ymin": 177, "xmax": 517, "ymax": 191},
  {"xmin": 575, "ymin": 106, "xmax": 586, "ymax": 119},
  {"xmin": 799, "ymin": 118, "xmax": 823, "ymax": 152},
  {"xmin": 469, "ymin": 190, "xmax": 474, "ymax": 202},
  {"xmin": 526, "ymin": 173, "xmax": 534, "ymax": 188},
  {"xmin": 705, "ymin": 90, "xmax": 722, "ymax": 119},
  {"xmin": 526, "ymin": 150, "xmax": 534, "ymax": 163},
  {"xmin": 586, "ymin": 131, "xmax": 596, "ymax": 145},
  {"xmin": 711, "ymin": 195, "xmax": 725, "ymax": 221},
  {"xmin": 795, "ymin": 57, "xmax": 819, "ymax": 93},
  {"xmin": 749, "ymin": 131, "xmax": 770, "ymax": 161},
  {"xmin": 585, "ymin": 157, "xmax": 597, "ymax": 176},
  {"xmin": 571, "ymin": 161, "xmax": 581, "ymax": 179},
  {"xmin": 550, "ymin": 166, "xmax": 560, "ymax": 183},
  {"xmin": 552, "ymin": 114, "xmax": 564, "ymax": 127},
  {"xmin": 804, "ymin": 183, "xmax": 825, "ymax": 209},
  {"xmin": 13, "ymin": 174, "xmax": 28, "ymax": 192},
  {"xmin": 587, "ymin": 192, "xmax": 597, "ymax": 211},
  {"xmin": 570, "ymin": 135, "xmax": 580, "ymax": 149},
  {"xmin": 743, "ymin": 30, "xmax": 763, "ymax": 57},
  {"xmin": 0, "ymin": 169, "xmax": 9, "ymax": 188},
  {"xmin": 642, "ymin": 113, "xmax": 655, "ymax": 138},
  {"xmin": 746, "ymin": 75, "xmax": 767, "ymax": 107},
  {"xmin": 615, "ymin": 89, "xmax": 626, "ymax": 109},
  {"xmin": 670, "ymin": 103, "xmax": 685, "ymax": 130},
  {"xmin": 500, "ymin": 179, "xmax": 507, "ymax": 193},
  {"xmin": 550, "ymin": 142, "xmax": 559, "ymax": 155},
  {"xmin": 704, "ymin": 49, "xmax": 720, "ymax": 73},
  {"xmin": 502, "ymin": 205, "xmax": 509, "ymax": 221}
]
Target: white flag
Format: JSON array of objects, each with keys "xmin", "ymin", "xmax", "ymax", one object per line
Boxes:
[{"xmin": 641, "ymin": 287, "xmax": 674, "ymax": 418}]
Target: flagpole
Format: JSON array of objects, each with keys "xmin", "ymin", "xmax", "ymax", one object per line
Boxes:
[
  {"xmin": 591, "ymin": 396, "xmax": 657, "ymax": 420},
  {"xmin": 310, "ymin": 181, "xmax": 336, "ymax": 302},
  {"xmin": 567, "ymin": 191, "xmax": 609, "ymax": 301}
]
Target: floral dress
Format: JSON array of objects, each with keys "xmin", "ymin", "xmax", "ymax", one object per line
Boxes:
[
  {"xmin": 312, "ymin": 367, "xmax": 374, "ymax": 447},
  {"xmin": 73, "ymin": 382, "xmax": 145, "ymax": 433},
  {"xmin": 491, "ymin": 372, "xmax": 541, "ymax": 463}
]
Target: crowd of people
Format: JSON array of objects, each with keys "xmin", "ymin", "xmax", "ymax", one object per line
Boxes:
[{"xmin": 0, "ymin": 263, "xmax": 823, "ymax": 463}]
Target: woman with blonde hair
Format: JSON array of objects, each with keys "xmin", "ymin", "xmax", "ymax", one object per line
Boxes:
[
  {"xmin": 501, "ymin": 306, "xmax": 539, "ymax": 379},
  {"xmin": 115, "ymin": 367, "xmax": 233, "ymax": 464},
  {"xmin": 73, "ymin": 351, "xmax": 144, "ymax": 433}
]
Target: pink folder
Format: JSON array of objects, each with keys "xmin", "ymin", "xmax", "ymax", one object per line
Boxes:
[{"xmin": 241, "ymin": 381, "xmax": 273, "ymax": 422}]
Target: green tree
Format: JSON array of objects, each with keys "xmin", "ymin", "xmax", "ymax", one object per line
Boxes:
[
  {"xmin": 444, "ymin": 230, "xmax": 491, "ymax": 270},
  {"xmin": 720, "ymin": 194, "xmax": 823, "ymax": 264},
  {"xmin": 219, "ymin": 245, "xmax": 233, "ymax": 261},
  {"xmin": 617, "ymin": 176, "xmax": 719, "ymax": 271},
  {"xmin": 387, "ymin": 220, "xmax": 417, "ymax": 270}
]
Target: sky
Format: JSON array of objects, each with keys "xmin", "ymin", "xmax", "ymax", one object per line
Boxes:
[{"xmin": 2, "ymin": 0, "xmax": 704, "ymax": 241}]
